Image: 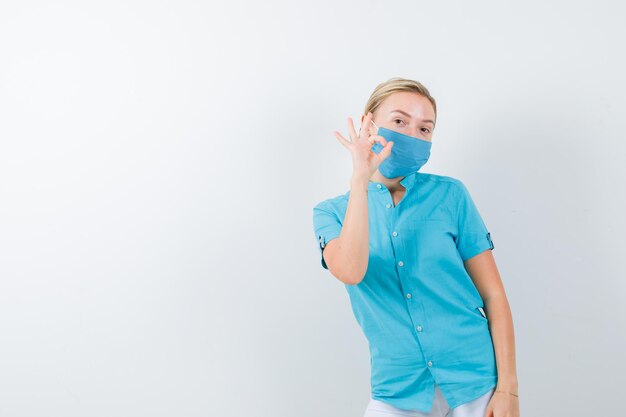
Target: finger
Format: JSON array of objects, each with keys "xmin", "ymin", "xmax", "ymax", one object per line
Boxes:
[
  {"xmin": 368, "ymin": 134, "xmax": 388, "ymax": 147},
  {"xmin": 359, "ymin": 112, "xmax": 373, "ymax": 141},
  {"xmin": 333, "ymin": 131, "xmax": 352, "ymax": 149},
  {"xmin": 377, "ymin": 141, "xmax": 394, "ymax": 160},
  {"xmin": 347, "ymin": 117, "xmax": 358, "ymax": 141}
]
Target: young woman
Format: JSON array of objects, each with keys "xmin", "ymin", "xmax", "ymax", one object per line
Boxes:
[{"xmin": 312, "ymin": 78, "xmax": 519, "ymax": 417}]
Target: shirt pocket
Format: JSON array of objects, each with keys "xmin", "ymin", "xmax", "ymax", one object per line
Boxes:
[{"xmin": 408, "ymin": 218, "xmax": 456, "ymax": 253}]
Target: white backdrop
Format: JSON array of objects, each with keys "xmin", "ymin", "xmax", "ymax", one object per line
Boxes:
[{"xmin": 1, "ymin": 1, "xmax": 624, "ymax": 416}]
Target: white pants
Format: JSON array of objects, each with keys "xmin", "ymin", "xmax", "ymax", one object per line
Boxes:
[{"xmin": 363, "ymin": 383, "xmax": 495, "ymax": 417}]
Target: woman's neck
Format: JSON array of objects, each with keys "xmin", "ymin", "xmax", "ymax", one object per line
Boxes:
[{"xmin": 370, "ymin": 172, "xmax": 405, "ymax": 192}]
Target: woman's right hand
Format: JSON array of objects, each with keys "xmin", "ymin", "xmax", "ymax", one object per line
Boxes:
[{"xmin": 333, "ymin": 111, "xmax": 394, "ymax": 182}]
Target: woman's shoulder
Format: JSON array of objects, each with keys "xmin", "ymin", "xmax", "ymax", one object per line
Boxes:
[
  {"xmin": 313, "ymin": 190, "xmax": 350, "ymax": 212},
  {"xmin": 313, "ymin": 173, "xmax": 470, "ymax": 211},
  {"xmin": 416, "ymin": 172, "xmax": 467, "ymax": 195}
]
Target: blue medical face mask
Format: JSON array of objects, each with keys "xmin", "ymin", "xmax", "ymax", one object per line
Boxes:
[{"xmin": 369, "ymin": 121, "xmax": 432, "ymax": 178}]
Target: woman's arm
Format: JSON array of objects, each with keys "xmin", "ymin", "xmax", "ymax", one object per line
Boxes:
[
  {"xmin": 322, "ymin": 176, "xmax": 370, "ymax": 285},
  {"xmin": 464, "ymin": 250, "xmax": 519, "ymax": 395},
  {"xmin": 326, "ymin": 111, "xmax": 393, "ymax": 285}
]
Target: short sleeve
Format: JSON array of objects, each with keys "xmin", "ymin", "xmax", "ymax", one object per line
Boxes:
[
  {"xmin": 454, "ymin": 180, "xmax": 495, "ymax": 261},
  {"xmin": 312, "ymin": 203, "xmax": 343, "ymax": 270}
]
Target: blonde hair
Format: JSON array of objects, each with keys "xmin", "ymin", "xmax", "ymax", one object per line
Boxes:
[{"xmin": 364, "ymin": 77, "xmax": 437, "ymax": 125}]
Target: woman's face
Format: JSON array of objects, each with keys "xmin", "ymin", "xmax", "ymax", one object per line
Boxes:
[{"xmin": 371, "ymin": 92, "xmax": 436, "ymax": 142}]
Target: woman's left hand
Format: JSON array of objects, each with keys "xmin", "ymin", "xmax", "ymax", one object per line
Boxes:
[{"xmin": 483, "ymin": 391, "xmax": 520, "ymax": 417}]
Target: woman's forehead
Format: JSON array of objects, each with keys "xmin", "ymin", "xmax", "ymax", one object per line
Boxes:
[{"xmin": 380, "ymin": 93, "xmax": 435, "ymax": 117}]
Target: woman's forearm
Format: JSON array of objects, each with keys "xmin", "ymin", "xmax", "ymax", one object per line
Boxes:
[
  {"xmin": 485, "ymin": 292, "xmax": 519, "ymax": 393},
  {"xmin": 330, "ymin": 176, "xmax": 370, "ymax": 285}
]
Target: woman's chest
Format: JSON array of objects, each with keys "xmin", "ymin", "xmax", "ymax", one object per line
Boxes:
[{"xmin": 366, "ymin": 193, "xmax": 459, "ymax": 259}]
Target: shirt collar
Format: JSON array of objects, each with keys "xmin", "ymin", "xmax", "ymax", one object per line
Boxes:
[{"xmin": 367, "ymin": 171, "xmax": 420, "ymax": 193}]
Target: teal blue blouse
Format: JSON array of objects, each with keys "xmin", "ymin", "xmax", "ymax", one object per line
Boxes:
[{"xmin": 312, "ymin": 171, "xmax": 497, "ymax": 412}]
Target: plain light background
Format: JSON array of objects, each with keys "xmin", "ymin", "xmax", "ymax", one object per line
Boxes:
[{"xmin": 0, "ymin": 1, "xmax": 624, "ymax": 416}]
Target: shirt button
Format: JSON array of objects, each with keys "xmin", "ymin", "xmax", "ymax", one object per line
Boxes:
[
  {"xmin": 377, "ymin": 184, "xmax": 382, "ymax": 189},
  {"xmin": 416, "ymin": 325, "xmax": 422, "ymax": 332},
  {"xmin": 386, "ymin": 203, "xmax": 391, "ymax": 208},
  {"xmin": 406, "ymin": 293, "xmax": 411, "ymax": 299},
  {"xmin": 398, "ymin": 261, "xmax": 404, "ymax": 267},
  {"xmin": 427, "ymin": 361, "xmax": 433, "ymax": 367},
  {"xmin": 392, "ymin": 231, "xmax": 398, "ymax": 237}
]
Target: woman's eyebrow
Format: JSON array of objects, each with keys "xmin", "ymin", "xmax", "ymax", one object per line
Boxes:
[{"xmin": 390, "ymin": 109, "xmax": 435, "ymax": 125}]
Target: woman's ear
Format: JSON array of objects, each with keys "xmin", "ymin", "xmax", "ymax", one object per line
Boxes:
[{"xmin": 368, "ymin": 120, "xmax": 378, "ymax": 136}]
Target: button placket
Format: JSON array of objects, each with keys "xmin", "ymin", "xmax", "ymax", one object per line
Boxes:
[
  {"xmin": 390, "ymin": 215, "xmax": 408, "ymax": 300},
  {"xmin": 385, "ymin": 194, "xmax": 434, "ymax": 373},
  {"xmin": 390, "ymin": 213, "xmax": 409, "ymax": 304}
]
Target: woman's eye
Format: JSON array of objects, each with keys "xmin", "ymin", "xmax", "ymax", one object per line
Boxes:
[
  {"xmin": 394, "ymin": 119, "xmax": 405, "ymax": 125},
  {"xmin": 421, "ymin": 128, "xmax": 431, "ymax": 134}
]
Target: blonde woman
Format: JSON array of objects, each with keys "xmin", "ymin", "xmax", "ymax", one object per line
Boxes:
[{"xmin": 312, "ymin": 78, "xmax": 519, "ymax": 417}]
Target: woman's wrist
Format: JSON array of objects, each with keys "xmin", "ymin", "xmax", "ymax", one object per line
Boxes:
[
  {"xmin": 495, "ymin": 378, "xmax": 518, "ymax": 396},
  {"xmin": 350, "ymin": 175, "xmax": 370, "ymax": 192},
  {"xmin": 495, "ymin": 390, "xmax": 519, "ymax": 398}
]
